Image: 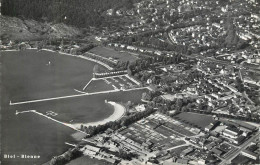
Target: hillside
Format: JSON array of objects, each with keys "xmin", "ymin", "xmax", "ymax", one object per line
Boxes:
[
  {"xmin": 0, "ymin": 15, "xmax": 82, "ymax": 41},
  {"xmin": 1, "ymin": 0, "xmax": 137, "ymax": 28}
]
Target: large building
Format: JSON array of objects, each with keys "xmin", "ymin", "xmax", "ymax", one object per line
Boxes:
[
  {"xmin": 241, "ymin": 150, "xmax": 258, "ymax": 160},
  {"xmin": 223, "ymin": 125, "xmax": 240, "ymax": 139}
]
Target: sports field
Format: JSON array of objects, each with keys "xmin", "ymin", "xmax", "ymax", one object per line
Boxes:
[
  {"xmin": 175, "ymin": 112, "xmax": 214, "ymax": 129},
  {"xmin": 88, "ymin": 46, "xmax": 139, "ymax": 62}
]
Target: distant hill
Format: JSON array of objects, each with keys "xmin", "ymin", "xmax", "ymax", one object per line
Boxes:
[
  {"xmin": 0, "ymin": 15, "xmax": 82, "ymax": 41},
  {"xmin": 1, "ymin": 0, "xmax": 137, "ymax": 28}
]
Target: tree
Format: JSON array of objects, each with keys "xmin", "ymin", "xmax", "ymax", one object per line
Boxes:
[
  {"xmin": 142, "ymin": 92, "xmax": 151, "ymax": 101},
  {"xmin": 64, "ymin": 149, "xmax": 72, "ymax": 161},
  {"xmin": 176, "ymin": 99, "xmax": 183, "ymax": 108},
  {"xmin": 181, "ymin": 106, "xmax": 188, "ymax": 112}
]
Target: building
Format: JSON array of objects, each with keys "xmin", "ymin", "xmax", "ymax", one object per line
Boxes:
[
  {"xmin": 205, "ymin": 142, "xmax": 216, "ymax": 150},
  {"xmin": 223, "ymin": 130, "xmax": 238, "ymax": 139},
  {"xmin": 241, "ymin": 150, "xmax": 258, "ymax": 160},
  {"xmin": 176, "ymin": 158, "xmax": 189, "ymax": 164},
  {"xmin": 85, "ymin": 145, "xmax": 101, "ymax": 153},
  {"xmin": 205, "ymin": 124, "xmax": 214, "ymax": 132},
  {"xmin": 106, "ymin": 157, "xmax": 116, "ymax": 163},
  {"xmin": 135, "ymin": 104, "xmax": 146, "ymax": 112},
  {"xmin": 205, "ymin": 121, "xmax": 220, "ymax": 132},
  {"xmin": 233, "ymin": 136, "xmax": 246, "ymax": 145},
  {"xmin": 212, "ymin": 148, "xmax": 223, "ymax": 156},
  {"xmin": 223, "ymin": 125, "xmax": 240, "ymax": 138},
  {"xmin": 180, "ymin": 147, "xmax": 194, "ymax": 157}
]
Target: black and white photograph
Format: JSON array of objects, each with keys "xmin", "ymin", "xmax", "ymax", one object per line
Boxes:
[{"xmin": 0, "ymin": 0, "xmax": 260, "ymax": 164}]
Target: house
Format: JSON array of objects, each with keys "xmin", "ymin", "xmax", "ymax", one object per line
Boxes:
[
  {"xmin": 190, "ymin": 137, "xmax": 198, "ymax": 144},
  {"xmin": 147, "ymin": 78, "xmax": 152, "ymax": 84},
  {"xmin": 135, "ymin": 104, "xmax": 146, "ymax": 112},
  {"xmin": 187, "ymin": 85, "xmax": 196, "ymax": 92},
  {"xmin": 107, "ymin": 9, "xmax": 113, "ymax": 16},
  {"xmin": 154, "ymin": 50, "xmax": 162, "ymax": 56},
  {"xmin": 116, "ymin": 9, "xmax": 123, "ymax": 16},
  {"xmin": 127, "ymin": 46, "xmax": 137, "ymax": 51}
]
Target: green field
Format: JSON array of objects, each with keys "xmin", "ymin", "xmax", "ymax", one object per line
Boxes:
[
  {"xmin": 175, "ymin": 112, "xmax": 214, "ymax": 129},
  {"xmin": 88, "ymin": 46, "xmax": 138, "ymax": 62}
]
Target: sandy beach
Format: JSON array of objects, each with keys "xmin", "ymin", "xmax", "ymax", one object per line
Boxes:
[{"xmin": 73, "ymin": 101, "xmax": 126, "ymax": 129}]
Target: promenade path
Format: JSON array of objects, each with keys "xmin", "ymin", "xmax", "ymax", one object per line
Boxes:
[{"xmin": 10, "ymin": 87, "xmax": 149, "ymax": 106}]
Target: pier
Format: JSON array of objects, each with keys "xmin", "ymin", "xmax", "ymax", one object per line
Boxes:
[
  {"xmin": 10, "ymin": 87, "xmax": 148, "ymax": 106},
  {"xmin": 15, "ymin": 110, "xmax": 87, "ymax": 134}
]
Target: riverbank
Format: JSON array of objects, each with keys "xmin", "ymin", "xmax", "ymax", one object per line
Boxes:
[{"xmin": 73, "ymin": 101, "xmax": 126, "ymax": 129}]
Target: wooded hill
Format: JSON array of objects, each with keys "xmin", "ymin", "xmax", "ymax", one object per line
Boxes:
[{"xmin": 1, "ymin": 0, "xmax": 137, "ymax": 27}]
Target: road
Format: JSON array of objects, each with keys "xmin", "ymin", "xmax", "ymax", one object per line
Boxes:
[
  {"xmin": 166, "ymin": 144, "xmax": 189, "ymax": 151},
  {"xmin": 219, "ymin": 131, "xmax": 260, "ymax": 165}
]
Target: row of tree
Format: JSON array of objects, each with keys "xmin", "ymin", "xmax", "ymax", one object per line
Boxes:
[
  {"xmin": 81, "ymin": 106, "xmax": 155, "ymax": 137},
  {"xmin": 50, "ymin": 147, "xmax": 82, "ymax": 165}
]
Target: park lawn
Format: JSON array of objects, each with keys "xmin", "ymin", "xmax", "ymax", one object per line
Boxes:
[
  {"xmin": 175, "ymin": 112, "xmax": 215, "ymax": 129},
  {"xmin": 88, "ymin": 46, "xmax": 138, "ymax": 62}
]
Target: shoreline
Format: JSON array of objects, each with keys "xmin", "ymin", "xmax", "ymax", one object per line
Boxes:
[
  {"xmin": 0, "ymin": 48, "xmax": 113, "ymax": 70},
  {"xmin": 72, "ymin": 101, "xmax": 126, "ymax": 129},
  {"xmin": 14, "ymin": 101, "xmax": 126, "ymax": 136},
  {"xmin": 41, "ymin": 49, "xmax": 114, "ymax": 70}
]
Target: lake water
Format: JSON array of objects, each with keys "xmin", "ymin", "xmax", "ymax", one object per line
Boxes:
[{"xmin": 1, "ymin": 50, "xmax": 146, "ymax": 165}]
